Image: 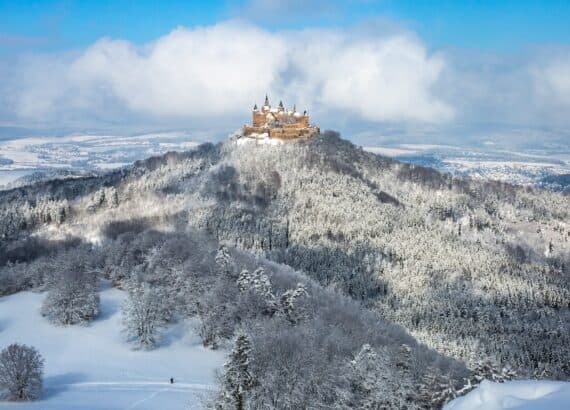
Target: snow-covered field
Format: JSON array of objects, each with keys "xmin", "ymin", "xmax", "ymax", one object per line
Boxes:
[
  {"xmin": 0, "ymin": 133, "xmax": 203, "ymax": 189},
  {"xmin": 364, "ymin": 143, "xmax": 570, "ymax": 189},
  {"xmin": 2, "ymin": 133, "xmax": 568, "ymax": 190},
  {"xmin": 0, "ymin": 287, "xmax": 225, "ymax": 409},
  {"xmin": 445, "ymin": 380, "xmax": 570, "ymax": 410}
]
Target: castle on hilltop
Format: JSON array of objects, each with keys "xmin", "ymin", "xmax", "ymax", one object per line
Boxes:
[{"xmin": 242, "ymin": 96, "xmax": 320, "ymax": 140}]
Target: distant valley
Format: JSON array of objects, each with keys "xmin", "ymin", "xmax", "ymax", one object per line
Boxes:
[
  {"xmin": 365, "ymin": 143, "xmax": 570, "ymax": 192},
  {"xmin": 2, "ymin": 133, "xmax": 568, "ymax": 192}
]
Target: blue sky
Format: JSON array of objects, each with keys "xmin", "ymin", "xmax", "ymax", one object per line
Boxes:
[
  {"xmin": 2, "ymin": 0, "xmax": 570, "ymax": 53},
  {"xmin": 0, "ymin": 0, "xmax": 569, "ymax": 146}
]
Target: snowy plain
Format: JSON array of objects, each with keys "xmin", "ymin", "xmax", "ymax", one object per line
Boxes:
[
  {"xmin": 0, "ymin": 133, "xmax": 202, "ymax": 190},
  {"xmin": 2, "ymin": 133, "xmax": 569, "ymax": 191},
  {"xmin": 445, "ymin": 380, "xmax": 570, "ymax": 410},
  {"xmin": 0, "ymin": 286, "xmax": 226, "ymax": 409},
  {"xmin": 364, "ymin": 143, "xmax": 570, "ymax": 188}
]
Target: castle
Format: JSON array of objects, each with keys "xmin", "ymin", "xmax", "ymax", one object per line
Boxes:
[{"xmin": 242, "ymin": 96, "xmax": 320, "ymax": 140}]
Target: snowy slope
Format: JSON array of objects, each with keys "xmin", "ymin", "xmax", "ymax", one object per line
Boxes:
[
  {"xmin": 0, "ymin": 287, "xmax": 226, "ymax": 409},
  {"xmin": 444, "ymin": 380, "xmax": 570, "ymax": 410}
]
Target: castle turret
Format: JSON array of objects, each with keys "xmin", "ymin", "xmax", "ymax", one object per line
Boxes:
[
  {"xmin": 252, "ymin": 101, "xmax": 265, "ymax": 126},
  {"xmin": 278, "ymin": 100, "xmax": 284, "ymax": 111},
  {"xmin": 262, "ymin": 95, "xmax": 271, "ymax": 113}
]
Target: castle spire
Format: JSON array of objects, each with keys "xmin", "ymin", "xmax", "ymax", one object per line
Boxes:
[
  {"xmin": 253, "ymin": 103, "xmax": 258, "ymax": 111},
  {"xmin": 264, "ymin": 95, "xmax": 270, "ymax": 106}
]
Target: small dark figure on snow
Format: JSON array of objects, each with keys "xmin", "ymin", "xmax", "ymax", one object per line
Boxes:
[{"xmin": 170, "ymin": 377, "xmax": 174, "ymax": 384}]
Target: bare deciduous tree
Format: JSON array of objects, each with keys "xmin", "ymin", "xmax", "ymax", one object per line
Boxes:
[{"xmin": 0, "ymin": 343, "xmax": 44, "ymax": 401}]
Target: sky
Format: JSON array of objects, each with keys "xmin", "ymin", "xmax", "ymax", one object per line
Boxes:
[{"xmin": 1, "ymin": 0, "xmax": 570, "ymax": 147}]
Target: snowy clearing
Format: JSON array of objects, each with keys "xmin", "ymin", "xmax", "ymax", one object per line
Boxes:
[
  {"xmin": 444, "ymin": 380, "xmax": 570, "ymax": 410},
  {"xmin": 0, "ymin": 287, "xmax": 226, "ymax": 409}
]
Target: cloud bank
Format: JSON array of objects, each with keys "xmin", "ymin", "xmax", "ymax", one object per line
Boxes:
[
  {"xmin": 1, "ymin": 20, "xmax": 570, "ymax": 144},
  {"xmin": 2, "ymin": 21, "xmax": 451, "ymax": 129}
]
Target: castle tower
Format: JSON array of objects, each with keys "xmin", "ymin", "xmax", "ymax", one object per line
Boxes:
[
  {"xmin": 252, "ymin": 102, "xmax": 265, "ymax": 126},
  {"xmin": 299, "ymin": 110, "xmax": 310, "ymax": 127}
]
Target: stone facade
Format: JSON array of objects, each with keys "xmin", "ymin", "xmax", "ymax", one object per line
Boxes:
[{"xmin": 242, "ymin": 96, "xmax": 319, "ymax": 140}]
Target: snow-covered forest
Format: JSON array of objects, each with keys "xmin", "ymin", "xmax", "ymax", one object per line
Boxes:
[{"xmin": 0, "ymin": 132, "xmax": 568, "ymax": 408}]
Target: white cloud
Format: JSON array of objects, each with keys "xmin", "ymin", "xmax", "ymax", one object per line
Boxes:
[
  {"xmin": 533, "ymin": 58, "xmax": 570, "ymax": 106},
  {"xmin": 3, "ymin": 20, "xmax": 570, "ymax": 145},
  {"xmin": 288, "ymin": 30, "xmax": 452, "ymax": 122},
  {"xmin": 69, "ymin": 23, "xmax": 288, "ymax": 117},
  {"xmin": 5, "ymin": 21, "xmax": 452, "ymax": 128}
]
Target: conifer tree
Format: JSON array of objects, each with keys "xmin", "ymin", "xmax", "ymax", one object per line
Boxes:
[
  {"xmin": 218, "ymin": 332, "xmax": 254, "ymax": 410},
  {"xmin": 215, "ymin": 245, "xmax": 234, "ymax": 278},
  {"xmin": 346, "ymin": 344, "xmax": 387, "ymax": 409},
  {"xmin": 418, "ymin": 368, "xmax": 458, "ymax": 409},
  {"xmin": 279, "ymin": 283, "xmax": 308, "ymax": 325}
]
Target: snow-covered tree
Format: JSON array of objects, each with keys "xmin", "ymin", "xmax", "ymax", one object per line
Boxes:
[
  {"xmin": 0, "ymin": 343, "xmax": 44, "ymax": 401},
  {"xmin": 393, "ymin": 344, "xmax": 418, "ymax": 407},
  {"xmin": 217, "ymin": 331, "xmax": 254, "ymax": 410},
  {"xmin": 418, "ymin": 368, "xmax": 459, "ymax": 409},
  {"xmin": 122, "ymin": 283, "xmax": 168, "ymax": 349},
  {"xmin": 215, "ymin": 245, "xmax": 234, "ymax": 278},
  {"xmin": 237, "ymin": 268, "xmax": 273, "ymax": 299},
  {"xmin": 279, "ymin": 283, "xmax": 308, "ymax": 325},
  {"xmin": 468, "ymin": 358, "xmax": 517, "ymax": 386},
  {"xmin": 237, "ymin": 268, "xmax": 276, "ymax": 315},
  {"xmin": 41, "ymin": 270, "xmax": 99, "ymax": 325},
  {"xmin": 344, "ymin": 344, "xmax": 388, "ymax": 409}
]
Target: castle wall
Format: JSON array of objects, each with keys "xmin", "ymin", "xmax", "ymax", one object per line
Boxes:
[
  {"xmin": 268, "ymin": 126, "xmax": 319, "ymax": 140},
  {"xmin": 243, "ymin": 125, "xmax": 319, "ymax": 140},
  {"xmin": 252, "ymin": 112, "xmax": 266, "ymax": 127}
]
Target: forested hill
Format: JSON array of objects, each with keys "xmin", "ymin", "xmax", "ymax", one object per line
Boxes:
[{"xmin": 1, "ymin": 132, "xmax": 568, "ymax": 407}]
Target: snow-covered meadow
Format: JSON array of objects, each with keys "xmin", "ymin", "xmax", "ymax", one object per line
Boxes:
[
  {"xmin": 0, "ymin": 133, "xmax": 203, "ymax": 190},
  {"xmin": 364, "ymin": 143, "xmax": 570, "ymax": 188},
  {"xmin": 0, "ymin": 286, "xmax": 225, "ymax": 409}
]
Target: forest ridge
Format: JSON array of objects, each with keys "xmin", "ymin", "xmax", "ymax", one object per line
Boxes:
[{"xmin": 0, "ymin": 132, "xmax": 568, "ymax": 408}]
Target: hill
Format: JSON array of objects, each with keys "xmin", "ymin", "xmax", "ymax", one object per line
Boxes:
[{"xmin": 0, "ymin": 132, "xmax": 568, "ymax": 408}]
